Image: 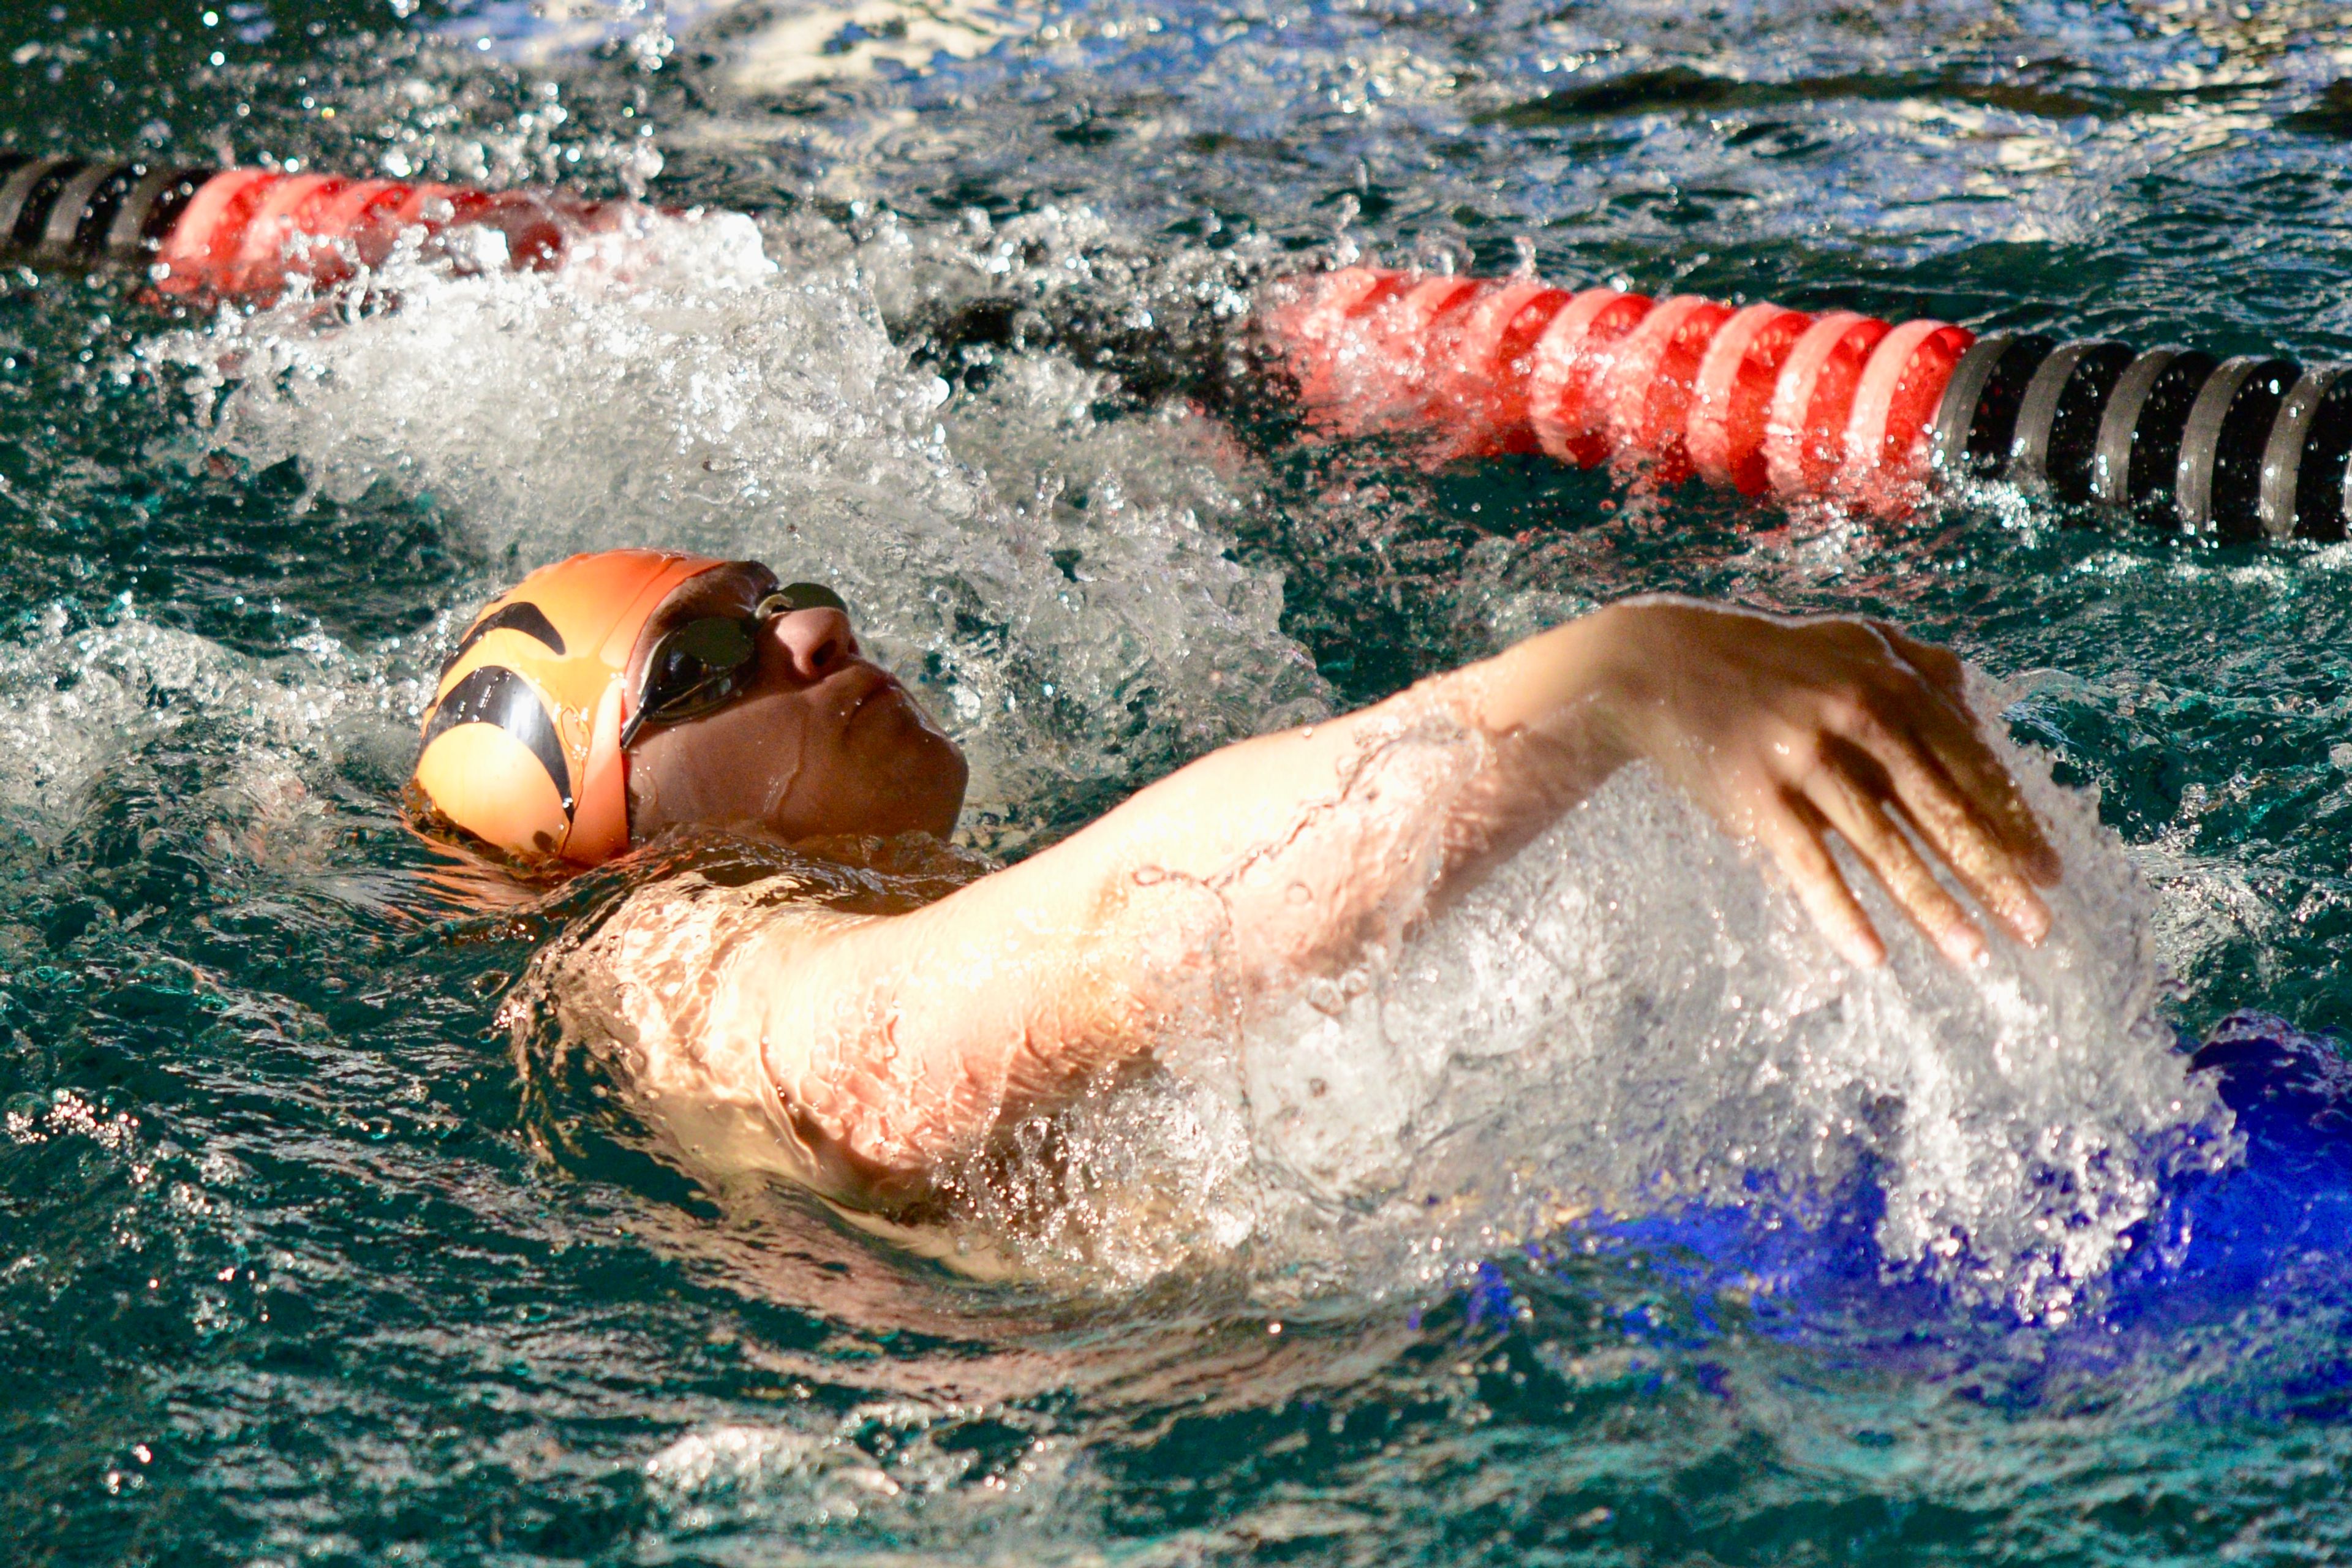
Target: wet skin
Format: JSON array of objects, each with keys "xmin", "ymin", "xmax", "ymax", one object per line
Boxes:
[
  {"xmin": 622, "ymin": 572, "xmax": 2046, "ymax": 972},
  {"xmin": 622, "ymin": 563, "xmax": 969, "ymax": 843}
]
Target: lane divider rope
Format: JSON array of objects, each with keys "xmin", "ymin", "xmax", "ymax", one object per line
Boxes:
[
  {"xmin": 1261, "ymin": 266, "xmax": 2346, "ymax": 540},
  {"xmin": 0, "ymin": 162, "xmax": 2335, "ymax": 541},
  {"xmin": 0, "ymin": 154, "xmax": 614, "ymax": 301}
]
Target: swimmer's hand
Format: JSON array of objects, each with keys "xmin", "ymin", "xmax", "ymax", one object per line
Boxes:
[{"xmin": 1480, "ymin": 599, "xmax": 2060, "ymax": 969}]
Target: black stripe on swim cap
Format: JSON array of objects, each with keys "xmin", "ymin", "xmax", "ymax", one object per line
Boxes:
[
  {"xmin": 421, "ymin": 664, "xmax": 575, "ymax": 816},
  {"xmin": 440, "ymin": 599, "xmax": 567, "ymax": 677}
]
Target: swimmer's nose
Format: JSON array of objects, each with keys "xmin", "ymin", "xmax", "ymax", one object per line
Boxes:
[{"xmin": 767, "ymin": 606, "xmax": 861, "ymax": 684}]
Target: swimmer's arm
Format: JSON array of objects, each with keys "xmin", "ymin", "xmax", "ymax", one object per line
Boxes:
[
  {"xmin": 741, "ymin": 686, "xmax": 1514, "ymax": 1192},
  {"xmin": 747, "ymin": 599, "xmax": 2060, "ymax": 1191}
]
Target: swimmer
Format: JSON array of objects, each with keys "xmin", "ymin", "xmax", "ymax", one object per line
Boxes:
[{"xmin": 413, "ymin": 549, "xmax": 2059, "ymax": 1216}]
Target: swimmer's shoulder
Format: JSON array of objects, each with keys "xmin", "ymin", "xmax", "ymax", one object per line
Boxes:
[{"xmin": 543, "ymin": 835, "xmax": 1003, "ymax": 1200}]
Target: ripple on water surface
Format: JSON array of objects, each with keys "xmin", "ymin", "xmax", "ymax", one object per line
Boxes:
[{"xmin": 6, "ymin": 0, "xmax": 2352, "ymax": 1563}]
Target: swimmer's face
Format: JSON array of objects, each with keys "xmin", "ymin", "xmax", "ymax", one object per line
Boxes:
[{"xmin": 622, "ymin": 564, "xmax": 968, "ymax": 843}]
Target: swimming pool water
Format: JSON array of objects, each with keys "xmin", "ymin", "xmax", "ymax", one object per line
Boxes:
[{"xmin": 8, "ymin": 0, "xmax": 2352, "ymax": 1562}]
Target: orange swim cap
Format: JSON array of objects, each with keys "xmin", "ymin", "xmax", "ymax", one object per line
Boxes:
[{"xmin": 411, "ymin": 549, "xmax": 731, "ymax": 865}]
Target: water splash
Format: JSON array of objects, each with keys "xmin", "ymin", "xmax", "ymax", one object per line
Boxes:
[
  {"xmin": 143, "ymin": 208, "xmax": 1324, "ymax": 848},
  {"xmin": 0, "ymin": 603, "xmax": 417, "ymax": 859},
  {"xmin": 947, "ymin": 679, "xmax": 2232, "ymax": 1318}
]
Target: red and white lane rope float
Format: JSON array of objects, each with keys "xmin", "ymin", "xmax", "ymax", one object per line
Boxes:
[
  {"xmin": 1259, "ymin": 266, "xmax": 1971, "ymax": 514},
  {"xmin": 4, "ymin": 156, "xmax": 2343, "ymax": 543},
  {"xmin": 1259, "ymin": 266, "xmax": 2351, "ymax": 542}
]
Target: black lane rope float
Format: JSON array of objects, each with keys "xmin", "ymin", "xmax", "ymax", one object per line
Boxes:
[
  {"xmin": 0, "ymin": 155, "xmax": 612, "ymax": 300},
  {"xmin": 2, "ymin": 158, "xmax": 2340, "ymax": 541}
]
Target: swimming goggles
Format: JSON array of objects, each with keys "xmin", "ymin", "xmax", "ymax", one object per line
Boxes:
[{"xmin": 620, "ymin": 581, "xmax": 850, "ymax": 747}]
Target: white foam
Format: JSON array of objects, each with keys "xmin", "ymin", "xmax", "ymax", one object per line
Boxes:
[
  {"xmin": 0, "ymin": 606, "xmax": 417, "ymax": 862},
  {"xmin": 640, "ymin": 1408, "xmax": 1085, "ymax": 1550}
]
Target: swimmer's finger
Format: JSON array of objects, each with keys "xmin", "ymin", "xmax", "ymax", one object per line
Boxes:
[
  {"xmin": 1839, "ymin": 702, "xmax": 2052, "ymax": 947},
  {"xmin": 1857, "ymin": 619, "xmax": 2055, "ymax": 879},
  {"xmin": 1893, "ymin": 682, "xmax": 2063, "ymax": 887},
  {"xmin": 1804, "ymin": 750, "xmax": 1986, "ymax": 968},
  {"xmin": 1755, "ymin": 791, "xmax": 1885, "ymax": 968},
  {"xmin": 1869, "ymin": 622, "xmax": 1969, "ymax": 707}
]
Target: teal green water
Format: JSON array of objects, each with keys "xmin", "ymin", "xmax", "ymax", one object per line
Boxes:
[{"xmin": 8, "ymin": 1, "xmax": 2352, "ymax": 1562}]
